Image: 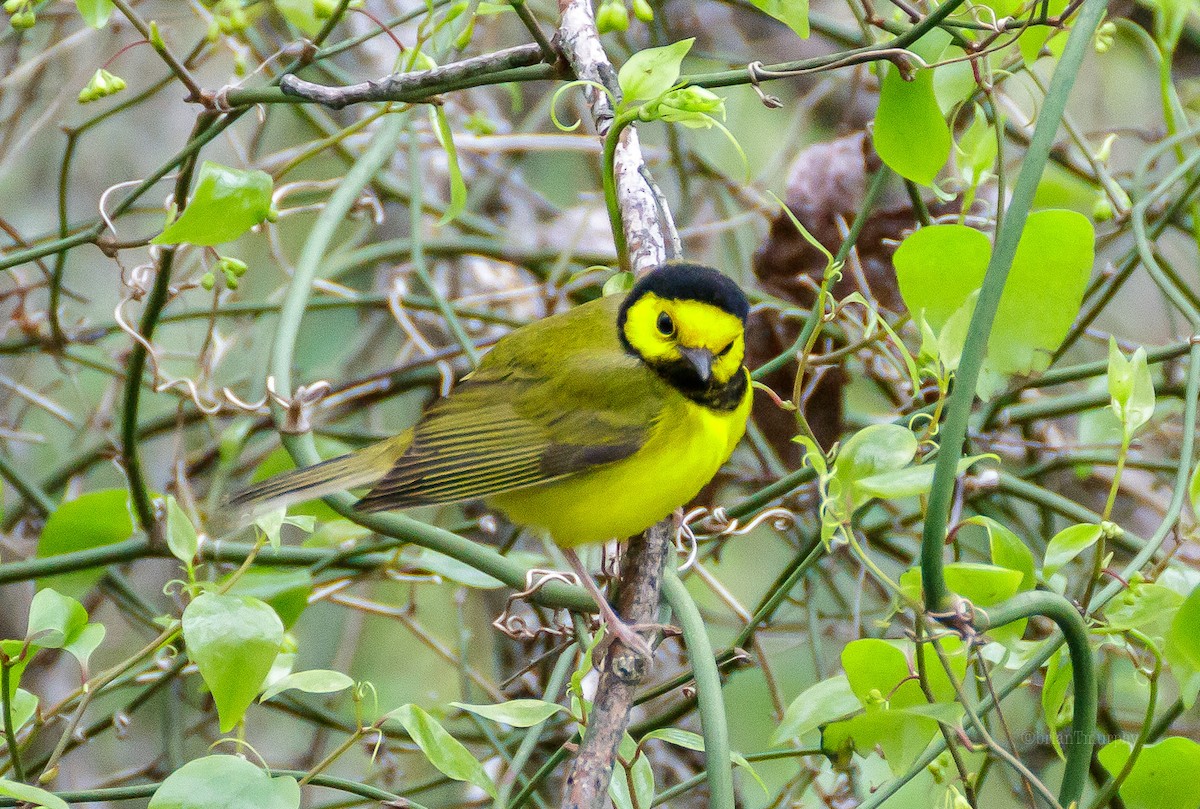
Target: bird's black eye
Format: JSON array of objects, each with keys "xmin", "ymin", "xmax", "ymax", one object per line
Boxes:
[
  {"xmin": 716, "ymin": 341, "xmax": 734, "ymax": 357},
  {"xmin": 656, "ymin": 311, "xmax": 675, "ymax": 336}
]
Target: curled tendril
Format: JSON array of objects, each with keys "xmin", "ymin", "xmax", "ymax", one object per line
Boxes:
[
  {"xmin": 491, "ymin": 569, "xmax": 579, "ymax": 640},
  {"xmin": 675, "ymin": 505, "xmax": 800, "ymax": 569},
  {"xmin": 208, "ymin": 737, "xmax": 272, "ymax": 771},
  {"xmin": 550, "ymin": 79, "xmax": 616, "ymax": 132}
]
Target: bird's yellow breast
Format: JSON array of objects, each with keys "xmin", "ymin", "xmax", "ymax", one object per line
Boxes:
[{"xmin": 487, "ymin": 380, "xmax": 751, "ymax": 546}]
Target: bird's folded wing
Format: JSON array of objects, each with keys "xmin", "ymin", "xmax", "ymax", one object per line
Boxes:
[{"xmin": 354, "ymin": 354, "xmax": 660, "ymax": 511}]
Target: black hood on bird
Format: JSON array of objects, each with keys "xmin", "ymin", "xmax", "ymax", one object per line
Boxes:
[{"xmin": 618, "ymin": 262, "xmax": 751, "ymax": 323}]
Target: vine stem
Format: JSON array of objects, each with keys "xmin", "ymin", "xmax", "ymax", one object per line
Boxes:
[
  {"xmin": 1, "ymin": 662, "xmax": 25, "ymax": 783},
  {"xmin": 661, "ymin": 570, "xmax": 734, "ymax": 808},
  {"xmin": 976, "ymin": 592, "xmax": 1096, "ymax": 807},
  {"xmin": 920, "ymin": 0, "xmax": 1108, "ymax": 610},
  {"xmin": 602, "ymin": 110, "xmax": 640, "ymax": 267}
]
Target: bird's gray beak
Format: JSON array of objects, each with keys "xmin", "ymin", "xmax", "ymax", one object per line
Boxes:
[{"xmin": 679, "ymin": 346, "xmax": 715, "ymax": 384}]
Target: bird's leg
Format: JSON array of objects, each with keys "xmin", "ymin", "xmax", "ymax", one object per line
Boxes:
[{"xmin": 563, "ymin": 547, "xmax": 655, "ymax": 662}]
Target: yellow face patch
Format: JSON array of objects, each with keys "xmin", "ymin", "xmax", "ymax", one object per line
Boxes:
[{"xmin": 622, "ymin": 292, "xmax": 746, "ymax": 384}]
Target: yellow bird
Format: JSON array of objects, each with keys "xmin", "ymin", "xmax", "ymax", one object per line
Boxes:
[{"xmin": 228, "ymin": 262, "xmax": 752, "ymax": 654}]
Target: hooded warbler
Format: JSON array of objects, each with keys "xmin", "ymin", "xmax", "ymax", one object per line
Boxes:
[{"xmin": 228, "ymin": 262, "xmax": 752, "ymax": 653}]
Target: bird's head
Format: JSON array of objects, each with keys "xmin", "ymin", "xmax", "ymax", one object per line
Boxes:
[{"xmin": 618, "ymin": 263, "xmax": 750, "ymax": 393}]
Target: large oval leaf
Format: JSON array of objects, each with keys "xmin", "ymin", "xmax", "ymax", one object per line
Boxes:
[
  {"xmin": 148, "ymin": 755, "xmax": 299, "ymax": 809},
  {"xmin": 37, "ymin": 489, "xmax": 136, "ymax": 598},
  {"xmin": 183, "ymin": 593, "xmax": 283, "ymax": 732},
  {"xmin": 1097, "ymin": 737, "xmax": 1200, "ymax": 809}
]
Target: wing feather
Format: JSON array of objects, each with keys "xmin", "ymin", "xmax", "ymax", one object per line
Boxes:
[{"xmin": 355, "ymin": 300, "xmax": 665, "ymax": 513}]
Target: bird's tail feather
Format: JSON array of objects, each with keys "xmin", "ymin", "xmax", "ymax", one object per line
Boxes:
[{"xmin": 215, "ymin": 439, "xmax": 406, "ymax": 534}]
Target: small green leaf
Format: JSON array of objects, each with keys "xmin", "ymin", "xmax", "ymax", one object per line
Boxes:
[
  {"xmin": 873, "ymin": 34, "xmax": 951, "ymax": 186},
  {"xmin": 260, "ymin": 669, "xmax": 353, "ymax": 702},
  {"xmin": 273, "ymin": 0, "xmax": 323, "ymax": 37},
  {"xmin": 151, "ymin": 161, "xmax": 274, "ymax": 247},
  {"xmin": 1043, "ymin": 523, "xmax": 1103, "ymax": 578},
  {"xmin": 1170, "ymin": 584, "xmax": 1200, "ymax": 669},
  {"xmin": 75, "ymin": 0, "xmax": 114, "ymax": 28},
  {"xmin": 1097, "ymin": 736, "xmax": 1200, "ymax": 809},
  {"xmin": 27, "ymin": 587, "xmax": 88, "ymax": 649},
  {"xmin": 432, "ymin": 106, "xmax": 467, "ymax": 226},
  {"xmin": 1104, "ymin": 582, "xmax": 1183, "ymax": 636},
  {"xmin": 609, "ymin": 734, "xmax": 654, "ymax": 809},
  {"xmin": 148, "ymin": 755, "xmax": 300, "ymax": 809},
  {"xmin": 0, "ymin": 779, "xmax": 69, "ymax": 809},
  {"xmin": 451, "ymin": 699, "xmax": 564, "ymax": 727},
  {"xmin": 8, "ymin": 689, "xmax": 38, "ymax": 733},
  {"xmin": 893, "ymin": 224, "xmax": 991, "ymax": 331},
  {"xmin": 957, "ymin": 104, "xmax": 997, "ymax": 187},
  {"xmin": 965, "ymin": 516, "xmax": 1036, "ymax": 592},
  {"xmin": 1191, "ymin": 460, "xmax": 1200, "ymax": 518},
  {"xmin": 1042, "ymin": 647, "xmax": 1072, "ymax": 760},
  {"xmin": 772, "ymin": 674, "xmax": 860, "ymax": 743},
  {"xmin": 166, "ymin": 496, "xmax": 199, "ymax": 566},
  {"xmin": 841, "ymin": 639, "xmax": 924, "ymax": 710},
  {"xmin": 385, "ymin": 704, "xmax": 497, "ymax": 797},
  {"xmin": 834, "ymin": 425, "xmax": 918, "ymax": 490},
  {"xmin": 745, "ymin": 0, "xmax": 808, "ymax": 37},
  {"xmin": 853, "ymin": 454, "xmax": 991, "ymax": 501},
  {"xmin": 617, "ymin": 39, "xmax": 694, "ymax": 103},
  {"xmin": 402, "ymin": 547, "xmax": 505, "ymax": 589},
  {"xmin": 37, "ymin": 489, "xmax": 136, "ymax": 598},
  {"xmin": 182, "ymin": 593, "xmax": 283, "ymax": 732},
  {"xmin": 638, "ymin": 729, "xmax": 769, "ymax": 794}
]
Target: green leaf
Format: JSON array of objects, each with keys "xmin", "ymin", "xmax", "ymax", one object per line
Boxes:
[
  {"xmin": 260, "ymin": 669, "xmax": 353, "ymax": 702},
  {"xmin": 772, "ymin": 674, "xmax": 860, "ymax": 743},
  {"xmin": 75, "ymin": 0, "xmax": 114, "ymax": 28},
  {"xmin": 944, "ymin": 563, "xmax": 1023, "ymax": 606},
  {"xmin": 1043, "ymin": 523, "xmax": 1103, "ymax": 578},
  {"xmin": 151, "ymin": 161, "xmax": 274, "ymax": 247},
  {"xmin": 957, "ymin": 104, "xmax": 997, "ymax": 187},
  {"xmin": 401, "ymin": 547, "xmax": 505, "ymax": 589},
  {"xmin": 37, "ymin": 489, "xmax": 136, "ymax": 598},
  {"xmin": 1191, "ymin": 461, "xmax": 1200, "ymax": 519},
  {"xmin": 893, "ymin": 224, "xmax": 992, "ymax": 331},
  {"xmin": 1018, "ymin": 0, "xmax": 1068, "ymax": 63},
  {"xmin": 385, "ymin": 704, "xmax": 497, "ymax": 797},
  {"xmin": 451, "ymin": 699, "xmax": 564, "ymax": 727},
  {"xmin": 27, "ymin": 587, "xmax": 88, "ymax": 649},
  {"xmin": 609, "ymin": 734, "xmax": 654, "ymax": 809},
  {"xmin": 166, "ymin": 496, "xmax": 199, "ymax": 566},
  {"xmin": 982, "ymin": 209, "xmax": 1095, "ymax": 390},
  {"xmin": 1098, "ymin": 736, "xmax": 1200, "ymax": 809},
  {"xmin": 26, "ymin": 588, "xmax": 106, "ymax": 672},
  {"xmin": 834, "ymin": 425, "xmax": 918, "ymax": 490},
  {"xmin": 1042, "ymin": 647, "xmax": 1072, "ymax": 760},
  {"xmin": 841, "ymin": 639, "xmax": 924, "ymax": 710},
  {"xmin": 1109, "ymin": 344, "xmax": 1155, "ymax": 438},
  {"xmin": 617, "ymin": 39, "xmax": 694, "ymax": 103},
  {"xmin": 222, "ymin": 568, "xmax": 313, "ymax": 629},
  {"xmin": 253, "ymin": 509, "xmax": 315, "ymax": 550},
  {"xmin": 1104, "ymin": 581, "xmax": 1183, "ymax": 636},
  {"xmin": 639, "ymin": 729, "xmax": 769, "ymax": 794},
  {"xmin": 823, "ymin": 704, "xmax": 961, "ymax": 775},
  {"xmin": 432, "ymin": 106, "xmax": 467, "ymax": 226},
  {"xmin": 853, "ymin": 454, "xmax": 991, "ymax": 501},
  {"xmin": 182, "ymin": 593, "xmax": 283, "ymax": 732},
  {"xmin": 8, "ymin": 689, "xmax": 37, "ymax": 733},
  {"xmin": 873, "ymin": 33, "xmax": 951, "ymax": 186},
  {"xmin": 0, "ymin": 779, "xmax": 69, "ymax": 809},
  {"xmin": 148, "ymin": 755, "xmax": 300, "ymax": 809},
  {"xmin": 965, "ymin": 516, "xmax": 1036, "ymax": 592},
  {"xmin": 273, "ymin": 0, "xmax": 324, "ymax": 36},
  {"xmin": 745, "ymin": 0, "xmax": 808, "ymax": 37},
  {"xmin": 1170, "ymin": 584, "xmax": 1200, "ymax": 669}
]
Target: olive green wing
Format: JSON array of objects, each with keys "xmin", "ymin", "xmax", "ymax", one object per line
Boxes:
[{"xmin": 355, "ymin": 299, "xmax": 664, "ymax": 511}]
